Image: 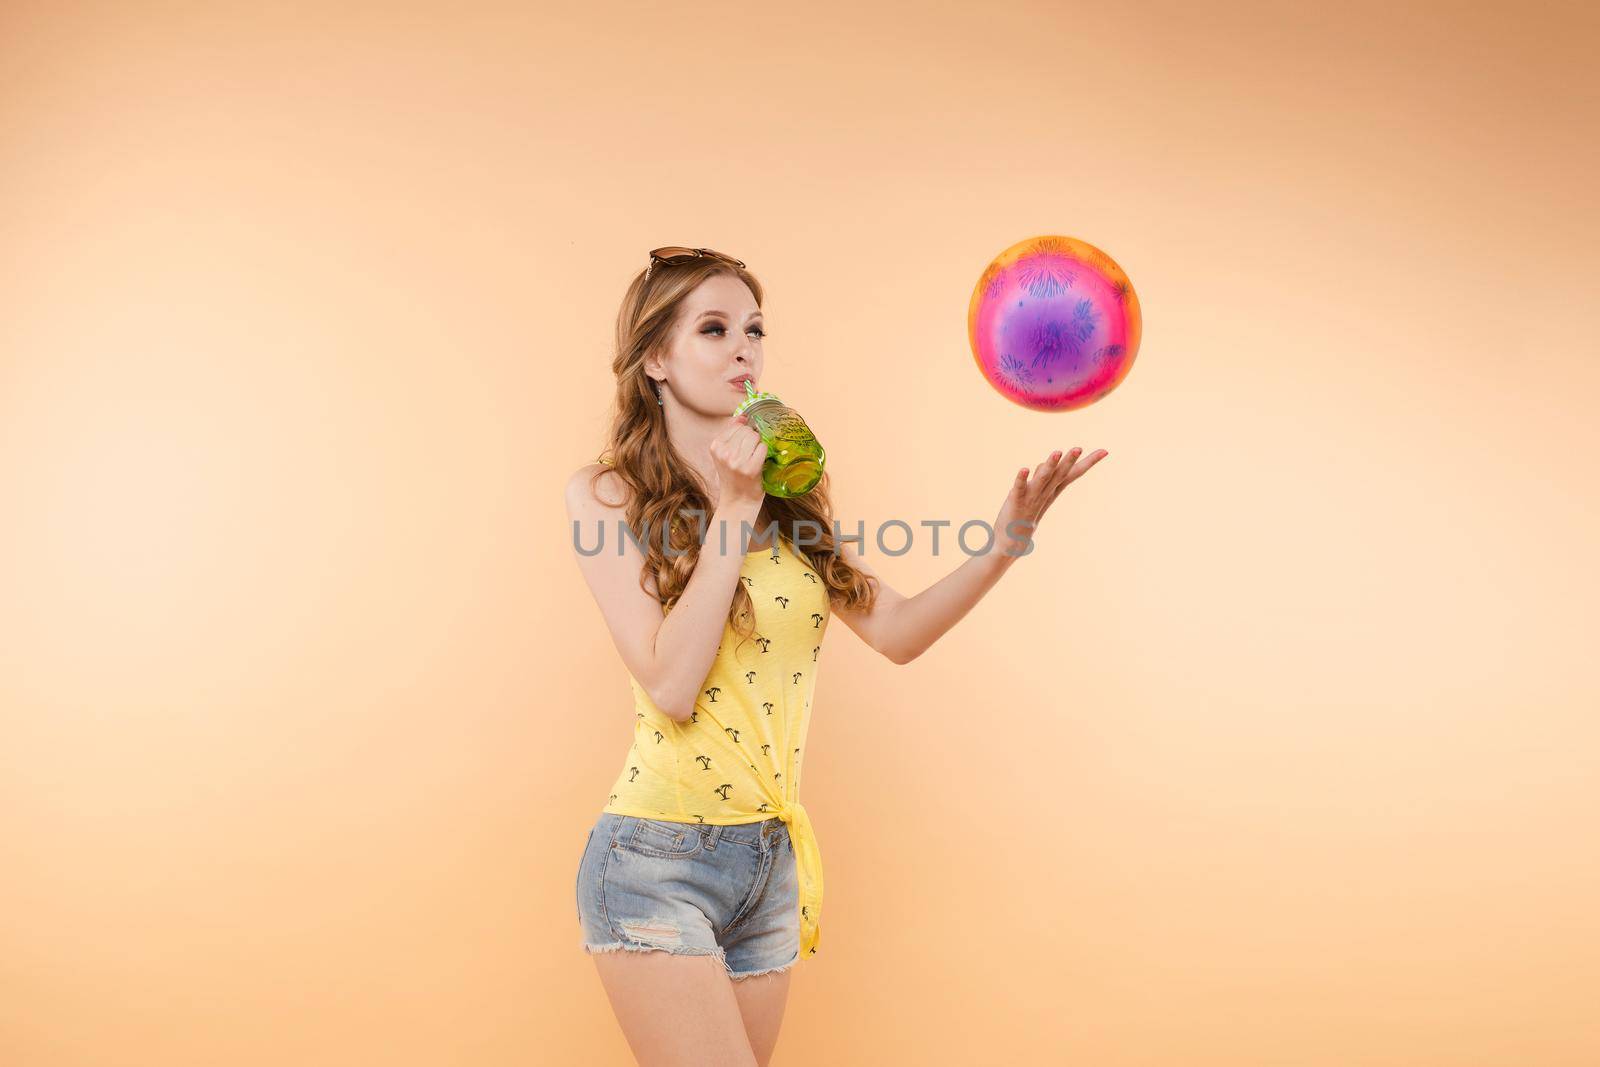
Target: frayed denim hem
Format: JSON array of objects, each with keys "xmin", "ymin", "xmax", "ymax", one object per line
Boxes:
[
  {"xmin": 727, "ymin": 949, "xmax": 800, "ymax": 982},
  {"xmin": 583, "ymin": 940, "xmax": 730, "ymax": 970}
]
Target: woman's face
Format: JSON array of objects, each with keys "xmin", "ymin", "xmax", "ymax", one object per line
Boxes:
[{"xmin": 651, "ymin": 273, "xmax": 765, "ymax": 415}]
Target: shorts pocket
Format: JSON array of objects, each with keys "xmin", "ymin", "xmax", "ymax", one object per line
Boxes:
[{"xmin": 620, "ymin": 817, "xmax": 704, "ymax": 859}]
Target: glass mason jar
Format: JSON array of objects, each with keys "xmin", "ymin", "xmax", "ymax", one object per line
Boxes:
[{"xmin": 732, "ymin": 381, "xmax": 826, "ymax": 498}]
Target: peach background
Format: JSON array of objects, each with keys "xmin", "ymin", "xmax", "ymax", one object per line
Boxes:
[{"xmin": 3, "ymin": 1, "xmax": 1597, "ymax": 1064}]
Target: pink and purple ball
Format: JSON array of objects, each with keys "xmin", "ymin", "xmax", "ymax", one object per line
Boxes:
[{"xmin": 968, "ymin": 235, "xmax": 1142, "ymax": 412}]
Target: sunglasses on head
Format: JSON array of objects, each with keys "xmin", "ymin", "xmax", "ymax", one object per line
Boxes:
[{"xmin": 645, "ymin": 246, "xmax": 746, "ymax": 281}]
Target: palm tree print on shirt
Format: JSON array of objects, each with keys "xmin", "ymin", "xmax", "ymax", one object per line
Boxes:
[{"xmin": 599, "ymin": 536, "xmax": 834, "ymax": 956}]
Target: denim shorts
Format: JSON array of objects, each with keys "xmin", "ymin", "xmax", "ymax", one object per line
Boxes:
[{"xmin": 575, "ymin": 812, "xmax": 801, "ymax": 981}]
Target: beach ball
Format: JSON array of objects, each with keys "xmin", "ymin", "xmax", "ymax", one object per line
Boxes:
[{"xmin": 967, "ymin": 234, "xmax": 1141, "ymax": 412}]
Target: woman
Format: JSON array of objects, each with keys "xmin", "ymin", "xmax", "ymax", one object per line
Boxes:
[{"xmin": 565, "ymin": 246, "xmax": 1107, "ymax": 1066}]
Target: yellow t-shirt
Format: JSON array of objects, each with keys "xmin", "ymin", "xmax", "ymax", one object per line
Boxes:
[{"xmin": 600, "ymin": 534, "xmax": 831, "ymax": 960}]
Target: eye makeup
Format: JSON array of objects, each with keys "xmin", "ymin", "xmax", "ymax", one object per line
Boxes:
[{"xmin": 702, "ymin": 323, "xmax": 766, "ymax": 338}]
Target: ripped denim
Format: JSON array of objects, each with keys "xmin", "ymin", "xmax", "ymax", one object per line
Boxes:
[{"xmin": 575, "ymin": 812, "xmax": 801, "ymax": 981}]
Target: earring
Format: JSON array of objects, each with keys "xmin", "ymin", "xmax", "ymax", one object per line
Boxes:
[{"xmin": 653, "ymin": 380, "xmax": 664, "ymax": 405}]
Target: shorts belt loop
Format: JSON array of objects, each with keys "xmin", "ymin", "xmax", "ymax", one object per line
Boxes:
[{"xmin": 704, "ymin": 824, "xmax": 723, "ymax": 851}]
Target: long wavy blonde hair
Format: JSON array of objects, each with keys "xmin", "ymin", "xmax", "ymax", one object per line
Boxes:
[{"xmin": 587, "ymin": 255, "xmax": 879, "ymax": 654}]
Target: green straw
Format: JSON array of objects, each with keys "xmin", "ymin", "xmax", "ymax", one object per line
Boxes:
[{"xmin": 734, "ymin": 379, "xmax": 783, "ymax": 417}]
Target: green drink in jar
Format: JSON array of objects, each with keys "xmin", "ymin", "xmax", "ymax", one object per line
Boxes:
[{"xmin": 732, "ymin": 380, "xmax": 826, "ymax": 498}]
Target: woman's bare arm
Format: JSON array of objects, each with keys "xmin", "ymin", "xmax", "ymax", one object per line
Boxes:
[
  {"xmin": 829, "ymin": 531, "xmax": 1007, "ymax": 665},
  {"xmin": 833, "ymin": 446, "xmax": 1108, "ymax": 664},
  {"xmin": 565, "ymin": 463, "xmax": 763, "ymax": 721}
]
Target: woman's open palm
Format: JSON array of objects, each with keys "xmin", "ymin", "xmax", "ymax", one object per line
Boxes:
[{"xmin": 992, "ymin": 447, "xmax": 1109, "ymax": 559}]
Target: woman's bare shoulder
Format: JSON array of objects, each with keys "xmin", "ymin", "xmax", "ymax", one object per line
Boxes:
[{"xmin": 566, "ymin": 461, "xmax": 631, "ymax": 512}]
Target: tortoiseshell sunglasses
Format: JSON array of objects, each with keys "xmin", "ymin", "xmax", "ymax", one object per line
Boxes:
[{"xmin": 645, "ymin": 246, "xmax": 746, "ymax": 281}]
